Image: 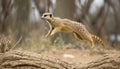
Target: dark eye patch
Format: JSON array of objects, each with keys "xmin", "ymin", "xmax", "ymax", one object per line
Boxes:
[
  {"xmin": 49, "ymin": 14, "xmax": 52, "ymax": 18},
  {"xmin": 44, "ymin": 15, "xmax": 47, "ymax": 17}
]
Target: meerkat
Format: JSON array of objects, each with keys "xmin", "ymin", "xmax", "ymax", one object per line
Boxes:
[{"xmin": 41, "ymin": 13, "xmax": 105, "ymax": 49}]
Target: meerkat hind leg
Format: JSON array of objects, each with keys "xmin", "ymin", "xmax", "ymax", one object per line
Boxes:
[
  {"xmin": 89, "ymin": 40, "xmax": 94, "ymax": 49},
  {"xmin": 73, "ymin": 33, "xmax": 86, "ymax": 50},
  {"xmin": 84, "ymin": 36, "xmax": 95, "ymax": 49},
  {"xmin": 73, "ymin": 33, "xmax": 83, "ymax": 40}
]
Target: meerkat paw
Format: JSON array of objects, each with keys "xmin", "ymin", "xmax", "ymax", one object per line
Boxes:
[
  {"xmin": 45, "ymin": 34, "xmax": 49, "ymax": 38},
  {"xmin": 90, "ymin": 45, "xmax": 95, "ymax": 50}
]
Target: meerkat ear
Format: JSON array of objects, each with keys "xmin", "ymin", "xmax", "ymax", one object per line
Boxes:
[{"xmin": 49, "ymin": 13, "xmax": 53, "ymax": 18}]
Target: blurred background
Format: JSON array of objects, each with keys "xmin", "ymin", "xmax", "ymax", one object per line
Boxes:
[{"xmin": 0, "ymin": 0, "xmax": 120, "ymax": 52}]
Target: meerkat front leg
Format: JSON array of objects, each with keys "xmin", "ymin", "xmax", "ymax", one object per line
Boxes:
[
  {"xmin": 50, "ymin": 27, "xmax": 62, "ymax": 36},
  {"xmin": 45, "ymin": 23, "xmax": 54, "ymax": 38},
  {"xmin": 45, "ymin": 28, "xmax": 53, "ymax": 38}
]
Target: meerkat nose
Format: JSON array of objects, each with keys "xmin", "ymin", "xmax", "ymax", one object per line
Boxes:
[{"xmin": 41, "ymin": 16, "xmax": 44, "ymax": 19}]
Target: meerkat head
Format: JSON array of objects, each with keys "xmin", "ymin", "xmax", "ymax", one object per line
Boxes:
[{"xmin": 41, "ymin": 13, "xmax": 53, "ymax": 21}]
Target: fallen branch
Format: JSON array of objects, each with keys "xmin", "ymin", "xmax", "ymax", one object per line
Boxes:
[{"xmin": 0, "ymin": 50, "xmax": 120, "ymax": 69}]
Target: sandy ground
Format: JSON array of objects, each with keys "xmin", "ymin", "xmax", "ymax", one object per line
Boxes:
[{"xmin": 39, "ymin": 48, "xmax": 120, "ymax": 64}]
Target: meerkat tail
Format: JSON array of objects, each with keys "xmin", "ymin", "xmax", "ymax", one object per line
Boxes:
[{"xmin": 91, "ymin": 34, "xmax": 105, "ymax": 47}]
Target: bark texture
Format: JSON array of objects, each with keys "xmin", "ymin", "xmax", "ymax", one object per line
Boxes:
[{"xmin": 0, "ymin": 50, "xmax": 120, "ymax": 69}]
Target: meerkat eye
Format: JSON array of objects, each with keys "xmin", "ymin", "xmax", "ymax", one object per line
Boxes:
[
  {"xmin": 49, "ymin": 14, "xmax": 52, "ymax": 18},
  {"xmin": 44, "ymin": 15, "xmax": 47, "ymax": 17}
]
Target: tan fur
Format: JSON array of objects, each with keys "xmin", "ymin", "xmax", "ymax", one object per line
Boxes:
[
  {"xmin": 41, "ymin": 13, "xmax": 105, "ymax": 48},
  {"xmin": 91, "ymin": 34, "xmax": 105, "ymax": 47}
]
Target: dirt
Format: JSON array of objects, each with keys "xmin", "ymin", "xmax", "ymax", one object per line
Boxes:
[{"xmin": 39, "ymin": 48, "xmax": 120, "ymax": 64}]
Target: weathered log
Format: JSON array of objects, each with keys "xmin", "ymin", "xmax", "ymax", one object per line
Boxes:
[
  {"xmin": 0, "ymin": 50, "xmax": 71, "ymax": 69},
  {"xmin": 0, "ymin": 50, "xmax": 120, "ymax": 69},
  {"xmin": 75, "ymin": 54, "xmax": 120, "ymax": 69}
]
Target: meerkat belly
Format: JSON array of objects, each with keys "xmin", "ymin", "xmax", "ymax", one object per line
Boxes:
[{"xmin": 62, "ymin": 26, "xmax": 74, "ymax": 32}]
